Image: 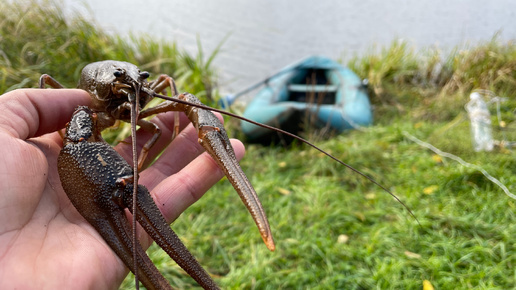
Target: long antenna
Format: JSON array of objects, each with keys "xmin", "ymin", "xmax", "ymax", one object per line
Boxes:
[
  {"xmin": 131, "ymin": 86, "xmax": 141, "ymax": 290},
  {"xmin": 153, "ymin": 93, "xmax": 420, "ymax": 226}
]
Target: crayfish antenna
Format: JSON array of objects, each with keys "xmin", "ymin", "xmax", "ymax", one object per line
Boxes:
[
  {"xmin": 154, "ymin": 93, "xmax": 420, "ymax": 226},
  {"xmin": 130, "ymin": 85, "xmax": 141, "ymax": 289}
]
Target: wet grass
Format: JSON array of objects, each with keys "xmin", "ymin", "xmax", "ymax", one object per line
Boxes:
[{"xmin": 2, "ymin": 1, "xmax": 516, "ymax": 289}]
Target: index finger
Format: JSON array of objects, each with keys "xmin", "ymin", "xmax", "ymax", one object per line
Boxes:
[{"xmin": 0, "ymin": 89, "xmax": 91, "ymax": 140}]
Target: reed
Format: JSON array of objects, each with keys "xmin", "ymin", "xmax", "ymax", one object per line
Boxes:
[
  {"xmin": 348, "ymin": 37, "xmax": 516, "ymax": 122},
  {"xmin": 0, "ymin": 0, "xmax": 217, "ymax": 102}
]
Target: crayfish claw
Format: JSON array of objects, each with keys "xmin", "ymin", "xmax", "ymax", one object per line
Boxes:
[
  {"xmin": 123, "ymin": 184, "xmax": 220, "ymax": 290},
  {"xmin": 195, "ymin": 110, "xmax": 275, "ymax": 251}
]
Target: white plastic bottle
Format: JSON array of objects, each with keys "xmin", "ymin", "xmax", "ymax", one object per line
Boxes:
[{"xmin": 465, "ymin": 92, "xmax": 494, "ymax": 151}]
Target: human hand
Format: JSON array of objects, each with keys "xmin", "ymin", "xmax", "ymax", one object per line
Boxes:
[{"xmin": 0, "ymin": 89, "xmax": 244, "ymax": 289}]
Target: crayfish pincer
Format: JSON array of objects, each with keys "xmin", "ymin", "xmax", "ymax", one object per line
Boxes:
[{"xmin": 58, "ymin": 106, "xmax": 219, "ymax": 290}]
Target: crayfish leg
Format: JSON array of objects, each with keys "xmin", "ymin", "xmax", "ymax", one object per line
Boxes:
[{"xmin": 39, "ymin": 74, "xmax": 65, "ymax": 89}]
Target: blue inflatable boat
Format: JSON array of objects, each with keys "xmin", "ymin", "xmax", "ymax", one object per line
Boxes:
[{"xmin": 240, "ymin": 56, "xmax": 372, "ymax": 143}]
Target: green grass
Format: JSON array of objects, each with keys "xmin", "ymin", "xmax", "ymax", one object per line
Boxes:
[
  {"xmin": 128, "ymin": 123, "xmax": 516, "ymax": 289},
  {"xmin": 3, "ymin": 1, "xmax": 516, "ymax": 289}
]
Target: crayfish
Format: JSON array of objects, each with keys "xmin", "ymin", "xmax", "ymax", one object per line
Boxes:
[{"xmin": 40, "ymin": 60, "xmax": 416, "ymax": 289}]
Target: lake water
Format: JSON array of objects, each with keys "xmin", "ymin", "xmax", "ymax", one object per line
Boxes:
[{"xmin": 64, "ymin": 0, "xmax": 516, "ymax": 94}]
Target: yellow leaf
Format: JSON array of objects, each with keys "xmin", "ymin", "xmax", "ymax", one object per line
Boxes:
[
  {"xmin": 278, "ymin": 161, "xmax": 287, "ymax": 168},
  {"xmin": 500, "ymin": 121, "xmax": 506, "ymax": 128},
  {"xmin": 432, "ymin": 154, "xmax": 442, "ymax": 163},
  {"xmin": 423, "ymin": 280, "xmax": 434, "ymax": 290},
  {"xmin": 277, "ymin": 187, "xmax": 291, "ymax": 195},
  {"xmin": 423, "ymin": 185, "xmax": 439, "ymax": 195},
  {"xmin": 337, "ymin": 234, "xmax": 349, "ymax": 244},
  {"xmin": 404, "ymin": 250, "xmax": 421, "ymax": 259},
  {"xmin": 354, "ymin": 212, "xmax": 366, "ymax": 222},
  {"xmin": 365, "ymin": 193, "xmax": 376, "ymax": 200}
]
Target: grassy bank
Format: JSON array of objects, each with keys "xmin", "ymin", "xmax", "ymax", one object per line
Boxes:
[
  {"xmin": 2, "ymin": 1, "xmax": 516, "ymax": 289},
  {"xmin": 152, "ymin": 122, "xmax": 515, "ymax": 289},
  {"xmin": 129, "ymin": 36, "xmax": 516, "ymax": 289},
  {"xmin": 0, "ymin": 1, "xmax": 218, "ymax": 103}
]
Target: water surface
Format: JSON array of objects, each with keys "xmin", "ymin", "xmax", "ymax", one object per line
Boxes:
[{"xmin": 64, "ymin": 0, "xmax": 515, "ymax": 94}]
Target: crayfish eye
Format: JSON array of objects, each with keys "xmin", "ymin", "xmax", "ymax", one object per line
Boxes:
[
  {"xmin": 113, "ymin": 70, "xmax": 123, "ymax": 78},
  {"xmin": 140, "ymin": 71, "xmax": 150, "ymax": 79}
]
